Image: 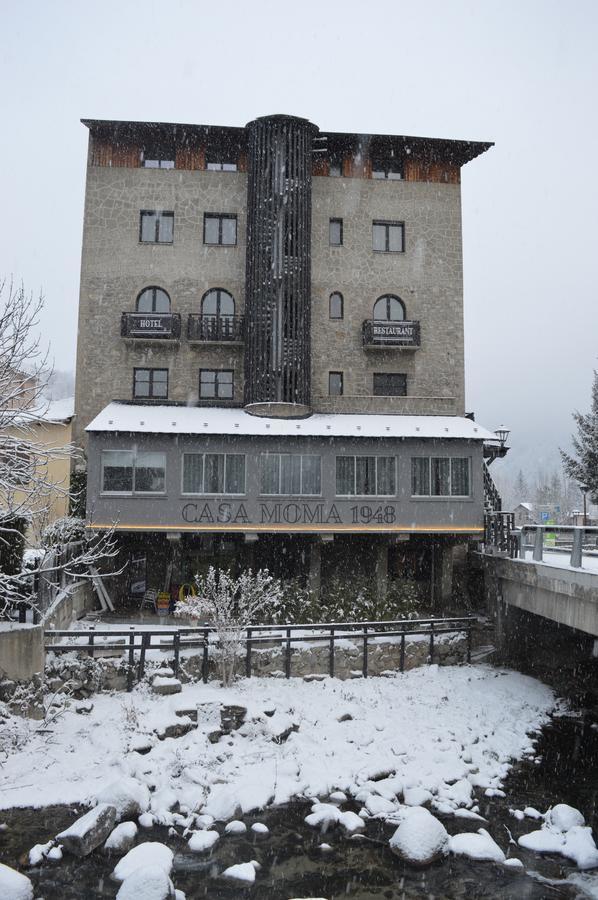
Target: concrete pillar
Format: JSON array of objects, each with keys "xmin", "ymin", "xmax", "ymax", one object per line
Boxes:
[
  {"xmin": 438, "ymin": 544, "xmax": 454, "ymax": 603},
  {"xmin": 375, "ymin": 540, "xmax": 388, "ymax": 600},
  {"xmin": 309, "ymin": 540, "xmax": 321, "ymax": 597}
]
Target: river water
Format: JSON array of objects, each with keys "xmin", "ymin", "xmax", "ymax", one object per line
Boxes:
[{"xmin": 2, "ymin": 706, "xmax": 598, "ymax": 898}]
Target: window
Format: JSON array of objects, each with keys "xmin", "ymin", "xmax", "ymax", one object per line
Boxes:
[
  {"xmin": 141, "ymin": 148, "xmax": 174, "ymax": 169},
  {"xmin": 136, "ymin": 287, "xmax": 171, "ymax": 313},
  {"xmin": 182, "ymin": 453, "xmax": 245, "ymax": 495},
  {"xmin": 206, "ymin": 161, "xmax": 238, "ymax": 171},
  {"xmin": 101, "ymin": 449, "xmax": 166, "ymax": 494},
  {"xmin": 201, "ymin": 288, "xmax": 235, "ymax": 319},
  {"xmin": 329, "ymin": 218, "xmax": 343, "ymax": 246},
  {"xmin": 372, "ymin": 159, "xmax": 403, "ymax": 180},
  {"xmin": 373, "ymin": 294, "xmax": 405, "ymax": 321},
  {"xmin": 373, "ymin": 373, "xmax": 407, "ymax": 396},
  {"xmin": 336, "ymin": 456, "xmax": 396, "ymax": 496},
  {"xmin": 139, "ymin": 211, "xmax": 174, "ymax": 243},
  {"xmin": 372, "ymin": 220, "xmax": 404, "ymax": 252},
  {"xmin": 133, "ymin": 368, "xmax": 168, "ymax": 399},
  {"xmin": 199, "ymin": 369, "xmax": 234, "ymax": 400},
  {"xmin": 329, "ymin": 292, "xmax": 343, "ymax": 319},
  {"xmin": 329, "ymin": 372, "xmax": 343, "ymax": 396},
  {"xmin": 260, "ymin": 454, "xmax": 321, "ymax": 496},
  {"xmin": 411, "ymin": 457, "xmax": 471, "ymax": 497},
  {"xmin": 329, "ymin": 153, "xmax": 343, "ymax": 177},
  {"xmin": 204, "ymin": 213, "xmax": 237, "ymax": 246}
]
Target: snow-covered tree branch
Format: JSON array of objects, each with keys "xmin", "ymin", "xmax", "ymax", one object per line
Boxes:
[{"xmin": 561, "ymin": 370, "xmax": 598, "ymax": 504}]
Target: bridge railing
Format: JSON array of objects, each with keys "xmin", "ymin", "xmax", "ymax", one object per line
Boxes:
[{"xmin": 517, "ymin": 524, "xmax": 598, "ymax": 569}]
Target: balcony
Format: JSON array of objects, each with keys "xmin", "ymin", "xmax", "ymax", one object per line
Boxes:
[
  {"xmin": 362, "ymin": 319, "xmax": 421, "ymax": 349},
  {"xmin": 187, "ymin": 314, "xmax": 244, "ymax": 345},
  {"xmin": 121, "ymin": 312, "xmax": 181, "ymax": 341}
]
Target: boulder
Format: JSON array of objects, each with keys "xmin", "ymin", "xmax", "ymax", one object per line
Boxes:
[
  {"xmin": 220, "ymin": 705, "xmax": 247, "ymax": 733},
  {"xmin": 96, "ymin": 777, "xmax": 151, "ymax": 820},
  {"xmin": 0, "ymin": 862, "xmax": 34, "ymax": 900},
  {"xmin": 116, "ymin": 865, "xmax": 176, "ymax": 900},
  {"xmin": 546, "ymin": 804, "xmax": 585, "ymax": 832},
  {"xmin": 104, "ymin": 822, "xmax": 138, "ymax": 854},
  {"xmin": 449, "ymin": 828, "xmax": 505, "ymax": 863},
  {"xmin": 389, "ymin": 807, "xmax": 449, "ymax": 866},
  {"xmin": 152, "ymin": 677, "xmax": 182, "ymax": 696},
  {"xmin": 225, "ymin": 820, "xmax": 247, "ymax": 835},
  {"xmin": 188, "ymin": 830, "xmax": 220, "ymax": 852},
  {"xmin": 222, "ymin": 862, "xmax": 256, "ymax": 883},
  {"xmin": 56, "ymin": 803, "xmax": 117, "ymax": 857},
  {"xmin": 112, "ymin": 842, "xmax": 174, "ymax": 882}
]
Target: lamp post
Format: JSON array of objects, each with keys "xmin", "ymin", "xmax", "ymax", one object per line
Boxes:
[
  {"xmin": 581, "ymin": 485, "xmax": 588, "ymax": 527},
  {"xmin": 494, "ymin": 425, "xmax": 510, "ymax": 447}
]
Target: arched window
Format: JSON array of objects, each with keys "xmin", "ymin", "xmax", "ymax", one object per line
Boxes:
[
  {"xmin": 373, "ymin": 294, "xmax": 405, "ymax": 321},
  {"xmin": 136, "ymin": 286, "xmax": 171, "ymax": 313},
  {"xmin": 201, "ymin": 288, "xmax": 235, "ymax": 319},
  {"xmin": 329, "ymin": 292, "xmax": 343, "ymax": 319}
]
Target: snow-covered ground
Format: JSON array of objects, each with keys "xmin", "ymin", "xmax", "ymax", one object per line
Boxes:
[{"xmin": 0, "ymin": 665, "xmax": 553, "ymax": 819}]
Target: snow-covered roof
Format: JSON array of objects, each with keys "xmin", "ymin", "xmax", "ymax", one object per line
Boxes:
[
  {"xmin": 519, "ymin": 502, "xmax": 533, "ymax": 511},
  {"xmin": 86, "ymin": 402, "xmax": 496, "ymax": 441},
  {"xmin": 43, "ymin": 398, "xmax": 75, "ymax": 423}
]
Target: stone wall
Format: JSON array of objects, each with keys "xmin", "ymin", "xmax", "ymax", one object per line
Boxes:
[
  {"xmin": 0, "ymin": 624, "xmax": 44, "ymax": 682},
  {"xmin": 43, "ymin": 580, "xmax": 96, "ymax": 631}
]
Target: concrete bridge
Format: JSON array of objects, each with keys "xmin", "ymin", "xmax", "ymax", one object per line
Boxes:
[{"xmin": 483, "ymin": 521, "xmax": 598, "ymax": 644}]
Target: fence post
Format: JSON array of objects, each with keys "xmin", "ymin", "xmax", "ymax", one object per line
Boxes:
[
  {"xmin": 127, "ymin": 629, "xmax": 135, "ymax": 692},
  {"xmin": 138, "ymin": 632, "xmax": 148, "ymax": 680},
  {"xmin": 518, "ymin": 530, "xmax": 525, "ymax": 559},
  {"xmin": 173, "ymin": 632, "xmax": 180, "ymax": 678},
  {"xmin": 533, "ymin": 528, "xmax": 544, "ymax": 562},
  {"xmin": 571, "ymin": 528, "xmax": 584, "ymax": 569},
  {"xmin": 245, "ymin": 627, "xmax": 252, "ymax": 678},
  {"xmin": 429, "ymin": 621, "xmax": 435, "ymax": 664},
  {"xmin": 362, "ymin": 626, "xmax": 368, "ymax": 678},
  {"xmin": 202, "ymin": 628, "xmax": 209, "ymax": 684},
  {"xmin": 87, "ymin": 626, "xmax": 95, "ymax": 659},
  {"xmin": 467, "ymin": 624, "xmax": 472, "ymax": 664},
  {"xmin": 329, "ymin": 627, "xmax": 335, "ymax": 678},
  {"xmin": 285, "ymin": 628, "xmax": 291, "ymax": 679},
  {"xmin": 400, "ymin": 632, "xmax": 406, "ymax": 673}
]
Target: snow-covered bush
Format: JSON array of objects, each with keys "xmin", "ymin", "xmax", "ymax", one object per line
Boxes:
[
  {"xmin": 41, "ymin": 515, "xmax": 85, "ymax": 548},
  {"xmin": 174, "ymin": 567, "xmax": 283, "ymax": 686}
]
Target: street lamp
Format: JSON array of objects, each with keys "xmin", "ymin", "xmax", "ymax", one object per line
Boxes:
[
  {"xmin": 580, "ymin": 485, "xmax": 588, "ymax": 527},
  {"xmin": 494, "ymin": 425, "xmax": 510, "ymax": 447}
]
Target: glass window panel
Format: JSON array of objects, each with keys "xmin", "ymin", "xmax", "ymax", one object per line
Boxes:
[
  {"xmin": 136, "ymin": 289, "xmax": 152, "ymax": 312},
  {"xmin": 388, "ymin": 224, "xmax": 404, "ymax": 252},
  {"xmin": 134, "ymin": 452, "xmax": 165, "ymax": 493},
  {"xmin": 301, "ymin": 455, "xmax": 321, "ymax": 495},
  {"xmin": 134, "ymin": 370, "xmax": 150, "ymax": 398},
  {"xmin": 204, "ymin": 216, "xmax": 220, "ymax": 244},
  {"xmin": 152, "ymin": 370, "xmax": 168, "ymax": 398},
  {"xmin": 261, "ymin": 454, "xmax": 280, "ymax": 494},
  {"xmin": 372, "ymin": 170, "xmax": 386, "ymax": 179},
  {"xmin": 140, "ymin": 213, "xmax": 156, "ymax": 242},
  {"xmin": 102, "ymin": 451, "xmax": 133, "ymax": 493},
  {"xmin": 222, "ymin": 163, "xmax": 237, "ymax": 172},
  {"xmin": 373, "ymin": 296, "xmax": 387, "ymax": 320},
  {"xmin": 329, "ymin": 219, "xmax": 342, "ymax": 245},
  {"xmin": 158, "ymin": 214, "xmax": 173, "ymax": 242},
  {"xmin": 221, "ymin": 217, "xmax": 237, "ymax": 245},
  {"xmin": 217, "ymin": 371, "xmax": 233, "ymax": 399},
  {"xmin": 144, "ymin": 158, "xmax": 160, "ymax": 168},
  {"xmin": 225, "ymin": 455, "xmax": 245, "ymax": 494},
  {"xmin": 388, "ymin": 297, "xmax": 404, "ymax": 320},
  {"xmin": 219, "ymin": 291, "xmax": 235, "ymax": 316},
  {"xmin": 202, "ymin": 291, "xmax": 218, "ymax": 316},
  {"xmin": 281, "ymin": 454, "xmax": 301, "ymax": 495},
  {"xmin": 329, "ymin": 293, "xmax": 343, "ymax": 319},
  {"xmin": 372, "ymin": 223, "xmax": 386, "ymax": 250},
  {"xmin": 377, "ymin": 457, "xmax": 396, "ymax": 495},
  {"xmin": 356, "ymin": 456, "xmax": 376, "ymax": 495},
  {"xmin": 160, "ymin": 159, "xmax": 174, "ymax": 169},
  {"xmin": 329, "ymin": 372, "xmax": 343, "ymax": 396},
  {"xmin": 183, "ymin": 454, "xmax": 203, "ymax": 493},
  {"xmin": 388, "ymin": 170, "xmax": 402, "ymax": 180},
  {"xmin": 336, "ymin": 456, "xmax": 355, "ymax": 495},
  {"xmin": 200, "ymin": 371, "xmax": 216, "ymax": 398},
  {"xmin": 431, "ymin": 458, "xmax": 451, "ymax": 496},
  {"xmin": 451, "ymin": 458, "xmax": 470, "ymax": 496},
  {"xmin": 204, "ymin": 454, "xmax": 224, "ymax": 493},
  {"xmin": 207, "ymin": 162, "xmax": 221, "ymax": 170},
  {"xmin": 154, "ymin": 289, "xmax": 170, "ymax": 312},
  {"xmin": 411, "ymin": 458, "xmax": 430, "ymax": 496},
  {"xmin": 329, "ymin": 163, "xmax": 341, "ymax": 177}
]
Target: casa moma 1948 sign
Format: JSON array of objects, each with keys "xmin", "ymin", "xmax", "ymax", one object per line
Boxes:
[{"xmin": 181, "ymin": 500, "xmax": 400, "ymax": 526}]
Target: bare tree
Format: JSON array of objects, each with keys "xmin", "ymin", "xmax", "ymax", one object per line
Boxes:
[
  {"xmin": 0, "ymin": 281, "xmax": 119, "ymax": 619},
  {"xmin": 175, "ymin": 567, "xmax": 283, "ymax": 686}
]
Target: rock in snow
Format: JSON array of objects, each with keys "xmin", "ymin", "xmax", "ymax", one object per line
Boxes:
[
  {"xmin": 389, "ymin": 808, "xmax": 449, "ymax": 866},
  {"xmin": 251, "ymin": 822, "xmax": 269, "ymax": 835},
  {"xmin": 112, "ymin": 842, "xmax": 174, "ymax": 882},
  {"xmin": 188, "ymin": 830, "xmax": 220, "ymax": 852},
  {"xmin": 104, "ymin": 822, "xmax": 138, "ymax": 854},
  {"xmin": 56, "ymin": 803, "xmax": 117, "ymax": 857},
  {"xmin": 519, "ymin": 803, "xmax": 598, "ymax": 869},
  {"xmin": 546, "ymin": 804, "xmax": 585, "ymax": 832},
  {"xmin": 448, "ymin": 829, "xmax": 506, "ymax": 863},
  {"xmin": 96, "ymin": 777, "xmax": 151, "ymax": 821},
  {"xmin": 222, "ymin": 862, "xmax": 257, "ymax": 883},
  {"xmin": 116, "ymin": 865, "xmax": 176, "ymax": 900},
  {"xmin": 0, "ymin": 863, "xmax": 34, "ymax": 900},
  {"xmin": 225, "ymin": 820, "xmax": 247, "ymax": 835}
]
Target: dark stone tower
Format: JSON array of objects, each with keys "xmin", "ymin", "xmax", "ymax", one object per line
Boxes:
[{"xmin": 244, "ymin": 114, "xmax": 318, "ymax": 416}]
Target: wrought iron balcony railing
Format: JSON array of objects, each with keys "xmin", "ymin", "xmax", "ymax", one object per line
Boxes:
[
  {"xmin": 121, "ymin": 312, "xmax": 181, "ymax": 340},
  {"xmin": 362, "ymin": 319, "xmax": 421, "ymax": 349},
  {"xmin": 187, "ymin": 314, "xmax": 244, "ymax": 344}
]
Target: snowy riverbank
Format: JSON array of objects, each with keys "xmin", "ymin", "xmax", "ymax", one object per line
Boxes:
[{"xmin": 0, "ymin": 664, "xmax": 554, "ymax": 817}]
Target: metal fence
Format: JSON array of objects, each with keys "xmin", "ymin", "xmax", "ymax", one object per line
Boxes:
[
  {"xmin": 44, "ymin": 615, "xmax": 476, "ymax": 691},
  {"xmin": 484, "ymin": 514, "xmax": 598, "ymax": 570}
]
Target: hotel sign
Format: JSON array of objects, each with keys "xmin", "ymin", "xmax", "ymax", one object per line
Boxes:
[{"xmin": 121, "ymin": 312, "xmax": 181, "ymax": 339}]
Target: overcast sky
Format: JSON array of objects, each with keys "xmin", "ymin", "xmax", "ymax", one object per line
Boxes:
[{"xmin": 1, "ymin": 0, "xmax": 596, "ymax": 478}]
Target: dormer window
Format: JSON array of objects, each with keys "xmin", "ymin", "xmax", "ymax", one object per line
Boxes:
[
  {"xmin": 372, "ymin": 159, "xmax": 403, "ymax": 180},
  {"xmin": 140, "ymin": 145, "xmax": 175, "ymax": 169}
]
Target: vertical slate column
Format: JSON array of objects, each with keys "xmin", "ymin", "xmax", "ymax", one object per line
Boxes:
[{"xmin": 244, "ymin": 115, "xmax": 318, "ymax": 413}]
